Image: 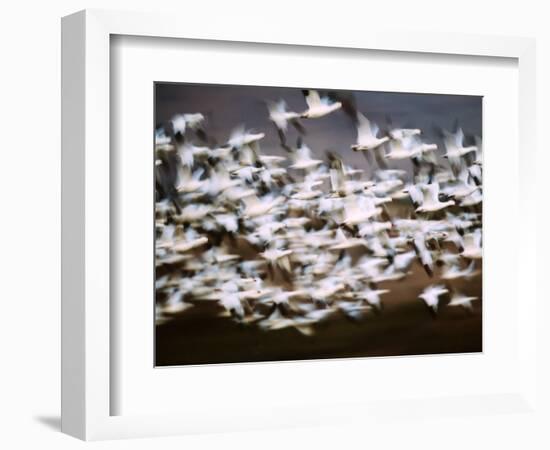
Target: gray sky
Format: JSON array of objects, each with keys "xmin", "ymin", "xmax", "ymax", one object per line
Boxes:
[{"xmin": 155, "ymin": 83, "xmax": 482, "ymax": 169}]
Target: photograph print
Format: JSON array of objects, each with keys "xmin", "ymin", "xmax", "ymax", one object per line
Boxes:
[{"xmin": 154, "ymin": 83, "xmax": 482, "ymax": 366}]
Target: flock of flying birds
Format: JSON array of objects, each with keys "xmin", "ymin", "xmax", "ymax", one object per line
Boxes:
[{"xmin": 154, "ymin": 89, "xmax": 482, "ymax": 337}]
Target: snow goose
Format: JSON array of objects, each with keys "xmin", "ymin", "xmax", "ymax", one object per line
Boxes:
[
  {"xmin": 227, "ymin": 125, "xmax": 265, "ymax": 149},
  {"xmin": 460, "ymin": 228, "xmax": 482, "ymax": 259},
  {"xmin": 171, "ymin": 113, "xmax": 205, "ymax": 136},
  {"xmin": 291, "ymin": 180, "xmax": 324, "ymax": 200},
  {"xmin": 338, "ymin": 301, "xmax": 373, "ymax": 320},
  {"xmin": 177, "ymin": 141, "xmax": 210, "ymax": 168},
  {"xmin": 441, "ymin": 260, "xmax": 479, "ymax": 280},
  {"xmin": 351, "ymin": 112, "xmax": 389, "ymax": 151},
  {"xmin": 342, "ymin": 195, "xmax": 382, "ymax": 226},
  {"xmin": 459, "ymin": 189, "xmax": 483, "ymax": 207},
  {"xmin": 357, "ymin": 287, "xmax": 390, "ymax": 312},
  {"xmin": 289, "ymin": 140, "xmax": 323, "ymax": 170},
  {"xmin": 241, "ymin": 193, "xmax": 284, "ymax": 218},
  {"xmin": 175, "ymin": 166, "xmax": 204, "ymax": 193},
  {"xmin": 160, "ymin": 289, "xmax": 194, "ymax": 315},
  {"xmin": 418, "ymin": 285, "xmax": 449, "ymax": 315},
  {"xmin": 358, "ymin": 221, "xmax": 392, "ymax": 237},
  {"xmin": 448, "ymin": 292, "xmax": 479, "ymax": 313},
  {"xmin": 413, "ymin": 232, "xmax": 434, "ymax": 277},
  {"xmin": 389, "ymin": 126, "xmax": 421, "ymax": 140},
  {"xmin": 384, "ymin": 136, "xmax": 434, "ymax": 161},
  {"xmin": 442, "ymin": 127, "xmax": 477, "ymax": 161},
  {"xmin": 416, "ymin": 183, "xmax": 455, "ymax": 213},
  {"xmin": 259, "ymin": 245, "xmax": 293, "ymax": 273},
  {"xmin": 329, "ymin": 228, "xmax": 367, "ymax": 250},
  {"xmin": 442, "ymin": 168, "xmax": 480, "ymax": 200},
  {"xmin": 267, "ymin": 99, "xmax": 304, "ymax": 148},
  {"xmin": 300, "ymin": 89, "xmax": 342, "ymax": 119}
]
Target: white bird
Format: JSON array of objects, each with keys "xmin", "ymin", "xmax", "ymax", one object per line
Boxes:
[
  {"xmin": 227, "ymin": 125, "xmax": 265, "ymax": 148},
  {"xmin": 171, "ymin": 113, "xmax": 205, "ymax": 135},
  {"xmin": 442, "ymin": 127, "xmax": 477, "ymax": 161},
  {"xmin": 155, "ymin": 128, "xmax": 172, "ymax": 146},
  {"xmin": 204, "ymin": 166, "xmax": 240, "ymax": 196},
  {"xmin": 408, "ymin": 136, "xmax": 438, "ymax": 156},
  {"xmin": 442, "ymin": 168, "xmax": 480, "ymax": 200},
  {"xmin": 413, "ymin": 232, "xmax": 434, "ymax": 276},
  {"xmin": 241, "ymin": 194, "xmax": 283, "ymax": 218},
  {"xmin": 392, "ymin": 250, "xmax": 417, "ymax": 272},
  {"xmin": 468, "ymin": 163, "xmax": 482, "ymax": 185},
  {"xmin": 300, "ymin": 90, "xmax": 342, "ymax": 119},
  {"xmin": 461, "ymin": 229, "xmax": 482, "ymax": 259},
  {"xmin": 259, "ymin": 246, "xmax": 293, "ymax": 272},
  {"xmin": 161, "ymin": 289, "xmax": 194, "ymax": 314},
  {"xmin": 330, "ymin": 228, "xmax": 368, "ymax": 250},
  {"xmin": 232, "ymin": 165, "xmax": 264, "ymax": 183},
  {"xmin": 219, "ymin": 293, "xmax": 245, "ymax": 319},
  {"xmin": 384, "ymin": 138, "xmax": 416, "ymax": 160},
  {"xmin": 418, "ymin": 285, "xmax": 449, "ymax": 314},
  {"xmin": 289, "ymin": 141, "xmax": 323, "ymax": 170},
  {"xmin": 459, "ymin": 189, "xmax": 483, "ymax": 207},
  {"xmin": 376, "ymin": 169, "xmax": 407, "ymax": 181},
  {"xmin": 215, "ymin": 213, "xmax": 239, "ymax": 233},
  {"xmin": 358, "ymin": 287, "xmax": 390, "ymax": 311},
  {"xmin": 175, "ymin": 166, "xmax": 204, "ymax": 193},
  {"xmin": 448, "ymin": 292, "xmax": 478, "ymax": 312},
  {"xmin": 268, "ymin": 99, "xmax": 302, "ymax": 132},
  {"xmin": 343, "ymin": 195, "xmax": 382, "ymax": 226},
  {"xmin": 416, "ymin": 183, "xmax": 455, "ymax": 213},
  {"xmin": 269, "ymin": 288, "xmax": 307, "ymax": 306},
  {"xmin": 385, "ymin": 136, "xmax": 435, "ymax": 160},
  {"xmin": 291, "ymin": 180, "xmax": 324, "ymax": 200},
  {"xmin": 171, "ymin": 115, "xmax": 187, "ymax": 135},
  {"xmin": 249, "ymin": 219, "xmax": 286, "ymax": 244},
  {"xmin": 358, "ymin": 221, "xmax": 392, "ymax": 237},
  {"xmin": 338, "ymin": 301, "xmax": 373, "ymax": 320},
  {"xmin": 177, "ymin": 142, "xmax": 209, "ymax": 167},
  {"xmin": 403, "ymin": 183, "xmax": 424, "ymax": 208},
  {"xmin": 172, "ymin": 235, "xmax": 208, "ymax": 253},
  {"xmin": 351, "ymin": 113, "xmax": 389, "ymax": 151},
  {"xmin": 441, "ymin": 261, "xmax": 479, "ymax": 280},
  {"xmin": 389, "ymin": 127, "xmax": 421, "ymax": 140},
  {"xmin": 309, "ymin": 276, "xmax": 346, "ymax": 301},
  {"xmin": 258, "ymin": 308, "xmax": 316, "ymax": 336},
  {"xmin": 176, "ymin": 204, "xmax": 213, "ymax": 223}
]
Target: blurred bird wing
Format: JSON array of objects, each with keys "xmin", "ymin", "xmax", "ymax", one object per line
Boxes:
[
  {"xmin": 454, "ymin": 127, "xmax": 465, "ymax": 147},
  {"xmin": 228, "ymin": 125, "xmax": 246, "ymax": 145},
  {"xmin": 296, "ymin": 143, "xmax": 313, "ymax": 160},
  {"xmin": 171, "ymin": 114, "xmax": 187, "ymax": 134},
  {"xmin": 444, "ymin": 127, "xmax": 464, "ymax": 150},
  {"xmin": 388, "ymin": 138, "xmax": 407, "ymax": 154},
  {"xmin": 356, "ymin": 113, "xmax": 375, "ymax": 142},
  {"xmin": 422, "ymin": 183, "xmax": 439, "ymax": 204},
  {"xmin": 268, "ymin": 99, "xmax": 287, "ymax": 114},
  {"xmin": 304, "ymin": 90, "xmax": 322, "ymax": 108}
]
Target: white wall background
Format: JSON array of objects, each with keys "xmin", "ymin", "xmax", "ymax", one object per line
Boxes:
[{"xmin": 0, "ymin": 1, "xmax": 547, "ymax": 448}]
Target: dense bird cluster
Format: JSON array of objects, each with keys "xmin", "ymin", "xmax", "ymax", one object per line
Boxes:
[{"xmin": 154, "ymin": 89, "xmax": 482, "ymax": 336}]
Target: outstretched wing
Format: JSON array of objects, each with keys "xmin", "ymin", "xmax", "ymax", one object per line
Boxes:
[
  {"xmin": 422, "ymin": 183, "xmax": 439, "ymax": 204},
  {"xmin": 302, "ymin": 89, "xmax": 322, "ymax": 109},
  {"xmin": 356, "ymin": 112, "xmax": 375, "ymax": 143}
]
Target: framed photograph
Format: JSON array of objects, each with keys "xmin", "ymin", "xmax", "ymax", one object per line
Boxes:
[
  {"xmin": 152, "ymin": 82, "xmax": 483, "ymax": 367},
  {"xmin": 62, "ymin": 9, "xmax": 538, "ymax": 441}
]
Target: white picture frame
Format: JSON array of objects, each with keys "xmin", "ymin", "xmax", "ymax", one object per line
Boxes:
[{"xmin": 61, "ymin": 9, "xmax": 538, "ymax": 441}]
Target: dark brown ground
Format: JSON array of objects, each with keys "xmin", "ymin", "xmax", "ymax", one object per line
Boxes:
[{"xmin": 155, "ymin": 263, "xmax": 482, "ymax": 366}]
